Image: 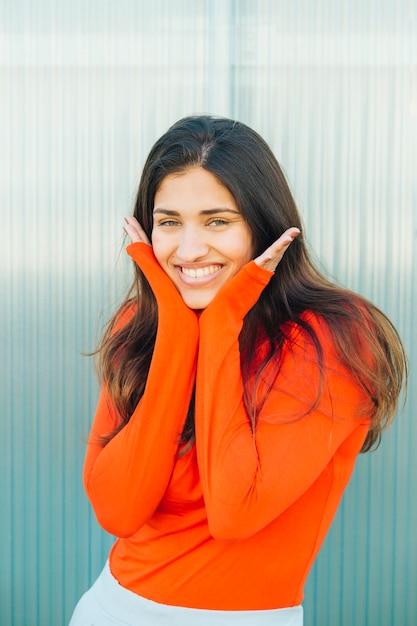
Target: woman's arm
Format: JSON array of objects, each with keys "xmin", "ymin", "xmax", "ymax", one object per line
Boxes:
[
  {"xmin": 83, "ymin": 241, "xmax": 199, "ymax": 538},
  {"xmin": 196, "ymin": 260, "xmax": 370, "ymax": 541}
]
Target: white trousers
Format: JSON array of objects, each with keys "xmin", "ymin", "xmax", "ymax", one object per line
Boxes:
[{"xmin": 69, "ymin": 561, "xmax": 303, "ymax": 625}]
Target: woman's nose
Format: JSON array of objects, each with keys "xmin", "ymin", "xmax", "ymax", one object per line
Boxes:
[{"xmin": 176, "ymin": 227, "xmax": 209, "ymax": 261}]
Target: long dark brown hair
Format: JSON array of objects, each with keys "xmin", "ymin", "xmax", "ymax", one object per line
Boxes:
[{"xmin": 96, "ymin": 115, "xmax": 407, "ymax": 452}]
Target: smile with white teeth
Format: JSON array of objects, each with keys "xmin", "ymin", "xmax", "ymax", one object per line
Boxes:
[{"xmin": 181, "ymin": 265, "xmax": 222, "ymax": 278}]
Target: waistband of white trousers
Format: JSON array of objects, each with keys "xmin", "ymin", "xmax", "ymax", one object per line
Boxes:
[{"xmin": 93, "ymin": 560, "xmax": 303, "ymax": 625}]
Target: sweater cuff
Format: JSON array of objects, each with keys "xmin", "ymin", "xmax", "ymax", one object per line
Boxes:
[
  {"xmin": 242, "ymin": 260, "xmax": 275, "ymax": 284},
  {"xmin": 201, "ymin": 260, "xmax": 274, "ymax": 324}
]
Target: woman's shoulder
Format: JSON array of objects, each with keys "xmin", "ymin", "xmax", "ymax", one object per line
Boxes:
[
  {"xmin": 284, "ymin": 306, "xmax": 366, "ymax": 368},
  {"xmin": 293, "ymin": 291, "xmax": 374, "ymax": 341},
  {"xmin": 285, "ymin": 310, "xmax": 331, "ymax": 346}
]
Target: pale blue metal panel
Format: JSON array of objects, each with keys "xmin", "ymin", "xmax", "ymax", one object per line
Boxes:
[{"xmin": 1, "ymin": 1, "xmax": 415, "ymax": 625}]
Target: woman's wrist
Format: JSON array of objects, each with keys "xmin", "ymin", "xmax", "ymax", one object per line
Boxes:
[
  {"xmin": 200, "ymin": 260, "xmax": 274, "ymax": 324},
  {"xmin": 126, "ymin": 242, "xmax": 199, "ymax": 329}
]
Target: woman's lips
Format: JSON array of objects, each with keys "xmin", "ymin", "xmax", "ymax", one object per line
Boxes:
[
  {"xmin": 180, "ymin": 265, "xmax": 222, "ymax": 278},
  {"xmin": 175, "ymin": 264, "xmax": 223, "ymax": 285}
]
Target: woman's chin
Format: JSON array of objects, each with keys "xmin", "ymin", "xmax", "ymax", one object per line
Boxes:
[{"xmin": 179, "ymin": 289, "xmax": 217, "ymax": 310}]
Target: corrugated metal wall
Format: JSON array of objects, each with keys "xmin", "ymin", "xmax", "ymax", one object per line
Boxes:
[{"xmin": 1, "ymin": 1, "xmax": 415, "ymax": 624}]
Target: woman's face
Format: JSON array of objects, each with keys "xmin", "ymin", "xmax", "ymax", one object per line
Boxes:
[{"xmin": 151, "ymin": 167, "xmax": 254, "ymax": 309}]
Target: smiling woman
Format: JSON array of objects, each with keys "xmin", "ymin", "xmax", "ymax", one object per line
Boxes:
[{"xmin": 69, "ymin": 115, "xmax": 407, "ymax": 626}]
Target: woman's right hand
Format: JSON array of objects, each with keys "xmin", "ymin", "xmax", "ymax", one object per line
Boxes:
[
  {"xmin": 123, "ymin": 215, "xmax": 199, "ymax": 327},
  {"xmin": 124, "ymin": 215, "xmax": 151, "ymax": 245}
]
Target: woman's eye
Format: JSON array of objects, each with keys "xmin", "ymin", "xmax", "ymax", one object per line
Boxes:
[
  {"xmin": 208, "ymin": 219, "xmax": 228, "ymax": 227},
  {"xmin": 159, "ymin": 220, "xmax": 180, "ymax": 227}
]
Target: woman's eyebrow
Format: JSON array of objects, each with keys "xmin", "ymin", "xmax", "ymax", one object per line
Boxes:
[
  {"xmin": 153, "ymin": 207, "xmax": 239, "ymax": 215},
  {"xmin": 200, "ymin": 208, "xmax": 240, "ymax": 215},
  {"xmin": 153, "ymin": 208, "xmax": 180, "ymax": 216}
]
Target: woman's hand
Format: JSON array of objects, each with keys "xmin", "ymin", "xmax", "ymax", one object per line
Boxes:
[
  {"xmin": 124, "ymin": 215, "xmax": 198, "ymax": 323},
  {"xmin": 254, "ymin": 227, "xmax": 300, "ymax": 272},
  {"xmin": 124, "ymin": 216, "xmax": 151, "ymax": 245}
]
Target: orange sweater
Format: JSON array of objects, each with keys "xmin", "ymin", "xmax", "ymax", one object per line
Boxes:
[{"xmin": 83, "ymin": 242, "xmax": 370, "ymax": 611}]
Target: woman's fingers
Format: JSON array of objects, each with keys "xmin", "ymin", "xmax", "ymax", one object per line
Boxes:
[
  {"xmin": 123, "ymin": 216, "xmax": 151, "ymax": 245},
  {"xmin": 254, "ymin": 227, "xmax": 300, "ymax": 272}
]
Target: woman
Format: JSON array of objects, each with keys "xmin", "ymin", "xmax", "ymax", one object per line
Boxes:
[{"xmin": 70, "ymin": 115, "xmax": 407, "ymax": 625}]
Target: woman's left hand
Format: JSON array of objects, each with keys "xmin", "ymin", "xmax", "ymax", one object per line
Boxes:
[{"xmin": 254, "ymin": 227, "xmax": 300, "ymax": 272}]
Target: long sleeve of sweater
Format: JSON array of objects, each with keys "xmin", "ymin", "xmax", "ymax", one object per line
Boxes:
[
  {"xmin": 196, "ymin": 261, "xmax": 370, "ymax": 541},
  {"xmin": 83, "ymin": 243, "xmax": 199, "ymax": 537}
]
